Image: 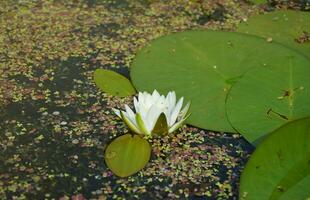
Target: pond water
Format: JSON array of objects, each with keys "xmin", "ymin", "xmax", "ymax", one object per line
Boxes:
[{"xmin": 1, "ymin": 0, "xmax": 304, "ymax": 199}]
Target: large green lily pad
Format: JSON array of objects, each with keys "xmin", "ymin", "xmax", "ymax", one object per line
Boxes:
[
  {"xmin": 239, "ymin": 117, "xmax": 310, "ymax": 200},
  {"xmin": 226, "ymin": 53, "xmax": 310, "ymax": 144},
  {"xmin": 94, "ymin": 69, "xmax": 136, "ymax": 97},
  {"xmin": 104, "ymin": 134, "xmax": 151, "ymax": 177},
  {"xmin": 237, "ymin": 10, "xmax": 310, "ymax": 58},
  {"xmin": 130, "ymin": 30, "xmax": 309, "ymax": 132}
]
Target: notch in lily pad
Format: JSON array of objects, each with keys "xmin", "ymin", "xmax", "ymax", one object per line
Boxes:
[
  {"xmin": 94, "ymin": 69, "xmax": 136, "ymax": 97},
  {"xmin": 104, "ymin": 134, "xmax": 151, "ymax": 178}
]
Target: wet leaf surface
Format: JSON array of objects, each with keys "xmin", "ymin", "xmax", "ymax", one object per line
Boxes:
[
  {"xmin": 239, "ymin": 117, "xmax": 310, "ymax": 200},
  {"xmin": 104, "ymin": 134, "xmax": 151, "ymax": 177},
  {"xmin": 130, "ymin": 30, "xmax": 309, "ymax": 134},
  {"xmin": 94, "ymin": 69, "xmax": 136, "ymax": 97},
  {"xmin": 237, "ymin": 10, "xmax": 310, "ymax": 58},
  {"xmin": 226, "ymin": 53, "xmax": 310, "ymax": 144}
]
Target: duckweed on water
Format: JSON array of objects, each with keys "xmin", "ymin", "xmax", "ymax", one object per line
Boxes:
[{"xmin": 0, "ymin": 0, "xmax": 302, "ymax": 199}]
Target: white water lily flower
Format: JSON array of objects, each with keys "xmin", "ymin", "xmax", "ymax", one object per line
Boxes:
[{"xmin": 113, "ymin": 90, "xmax": 190, "ymax": 136}]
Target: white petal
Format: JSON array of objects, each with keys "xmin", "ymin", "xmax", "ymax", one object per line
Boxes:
[
  {"xmin": 136, "ymin": 113, "xmax": 151, "ymax": 135},
  {"xmin": 139, "ymin": 107, "xmax": 148, "ymax": 120},
  {"xmin": 179, "ymin": 101, "xmax": 190, "ymax": 120},
  {"xmin": 165, "ymin": 91, "xmax": 171, "ymax": 103},
  {"xmin": 156, "ymin": 95, "xmax": 165, "ymax": 106},
  {"xmin": 145, "ymin": 105, "xmax": 162, "ymax": 132},
  {"xmin": 166, "ymin": 91, "xmax": 176, "ymax": 122},
  {"xmin": 122, "ymin": 111, "xmax": 137, "ymax": 127},
  {"xmin": 152, "ymin": 90, "xmax": 160, "ymax": 101},
  {"xmin": 120, "ymin": 111, "xmax": 141, "ymax": 134},
  {"xmin": 138, "ymin": 92, "xmax": 144, "ymax": 102},
  {"xmin": 168, "ymin": 113, "xmax": 190, "ymax": 133},
  {"xmin": 142, "ymin": 91, "xmax": 148, "ymax": 104},
  {"xmin": 145, "ymin": 93, "xmax": 153, "ymax": 107},
  {"xmin": 112, "ymin": 108, "xmax": 121, "ymax": 118},
  {"xmin": 169, "ymin": 91, "xmax": 176, "ymax": 107},
  {"xmin": 125, "ymin": 104, "xmax": 136, "ymax": 122},
  {"xmin": 133, "ymin": 97, "xmax": 139, "ymax": 113},
  {"xmin": 168, "ymin": 118, "xmax": 186, "ymax": 133},
  {"xmin": 169, "ymin": 97, "xmax": 183, "ymax": 126}
]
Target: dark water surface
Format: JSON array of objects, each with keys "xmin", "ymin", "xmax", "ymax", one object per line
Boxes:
[{"xmin": 2, "ymin": 0, "xmax": 302, "ymax": 199}]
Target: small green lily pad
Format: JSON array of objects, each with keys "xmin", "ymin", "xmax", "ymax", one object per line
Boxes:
[
  {"xmin": 237, "ymin": 10, "xmax": 310, "ymax": 58},
  {"xmin": 94, "ymin": 69, "xmax": 136, "ymax": 97},
  {"xmin": 239, "ymin": 117, "xmax": 310, "ymax": 200},
  {"xmin": 104, "ymin": 134, "xmax": 151, "ymax": 177}
]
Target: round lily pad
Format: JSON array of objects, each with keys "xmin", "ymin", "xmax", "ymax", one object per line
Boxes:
[
  {"xmin": 237, "ymin": 10, "xmax": 310, "ymax": 58},
  {"xmin": 130, "ymin": 30, "xmax": 309, "ymax": 133},
  {"xmin": 226, "ymin": 53, "xmax": 310, "ymax": 144},
  {"xmin": 104, "ymin": 134, "xmax": 151, "ymax": 177},
  {"xmin": 239, "ymin": 117, "xmax": 310, "ymax": 200},
  {"xmin": 94, "ymin": 69, "xmax": 136, "ymax": 97}
]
